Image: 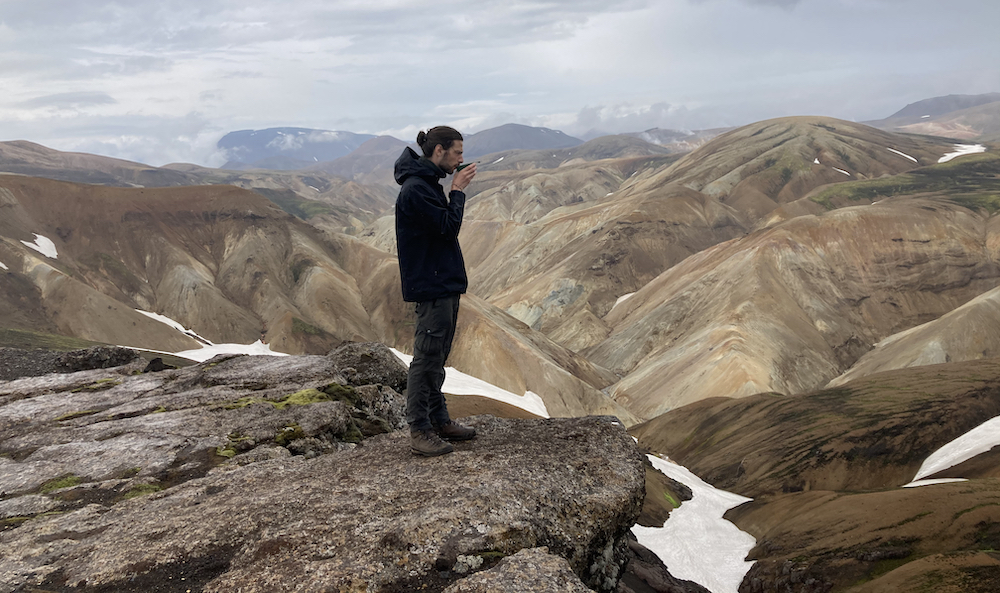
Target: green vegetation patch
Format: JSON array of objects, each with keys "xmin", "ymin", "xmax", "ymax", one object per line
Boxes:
[
  {"xmin": 0, "ymin": 328, "xmax": 101, "ymax": 351},
  {"xmin": 39, "ymin": 474, "xmax": 83, "ymax": 494},
  {"xmin": 123, "ymin": 483, "xmax": 163, "ymax": 500},
  {"xmin": 274, "ymin": 423, "xmax": 305, "ymax": 446},
  {"xmin": 291, "ymin": 317, "xmax": 323, "ymax": 336},
  {"xmin": 809, "ymin": 152, "xmax": 1000, "ymax": 212},
  {"xmin": 70, "ymin": 378, "xmax": 122, "ymax": 393},
  {"xmin": 255, "ymin": 188, "xmax": 341, "ymax": 220},
  {"xmin": 223, "ymin": 383, "xmax": 359, "ymax": 411}
]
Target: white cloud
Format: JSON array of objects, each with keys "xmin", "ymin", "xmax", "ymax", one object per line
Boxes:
[{"xmin": 0, "ymin": 0, "xmax": 997, "ymax": 165}]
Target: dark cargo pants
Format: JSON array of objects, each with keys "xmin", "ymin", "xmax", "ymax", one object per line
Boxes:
[{"xmin": 406, "ymin": 294, "xmax": 460, "ymax": 431}]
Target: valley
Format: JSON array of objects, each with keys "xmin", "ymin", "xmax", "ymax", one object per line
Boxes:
[{"xmin": 2, "ymin": 93, "xmax": 1000, "ymax": 591}]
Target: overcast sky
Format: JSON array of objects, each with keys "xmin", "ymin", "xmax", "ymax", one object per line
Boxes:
[{"xmin": 1, "ymin": 0, "xmax": 998, "ymax": 166}]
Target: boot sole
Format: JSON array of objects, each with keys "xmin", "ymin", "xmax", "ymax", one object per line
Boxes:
[
  {"xmin": 411, "ymin": 446, "xmax": 453, "ymax": 457},
  {"xmin": 439, "ymin": 433, "xmax": 476, "ymax": 442}
]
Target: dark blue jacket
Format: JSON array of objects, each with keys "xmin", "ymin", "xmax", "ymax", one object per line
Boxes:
[{"xmin": 394, "ymin": 147, "xmax": 468, "ymax": 303}]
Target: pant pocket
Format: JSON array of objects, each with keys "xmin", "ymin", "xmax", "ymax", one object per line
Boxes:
[{"xmin": 415, "ymin": 327, "xmax": 446, "ymax": 357}]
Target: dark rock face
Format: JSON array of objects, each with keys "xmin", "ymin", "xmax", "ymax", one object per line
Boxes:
[
  {"xmin": 0, "ymin": 352, "xmax": 645, "ymax": 592},
  {"xmin": 54, "ymin": 346, "xmax": 141, "ymax": 373},
  {"xmin": 0, "ymin": 346, "xmax": 139, "ymax": 381},
  {"xmin": 328, "ymin": 341, "xmax": 408, "ymax": 394},
  {"xmin": 619, "ymin": 533, "xmax": 712, "ymax": 593}
]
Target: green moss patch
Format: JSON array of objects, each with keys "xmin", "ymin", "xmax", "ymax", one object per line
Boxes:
[
  {"xmin": 223, "ymin": 383, "xmax": 359, "ymax": 410},
  {"xmin": 40, "ymin": 474, "xmax": 83, "ymax": 494},
  {"xmin": 70, "ymin": 378, "xmax": 122, "ymax": 393},
  {"xmin": 123, "ymin": 483, "xmax": 164, "ymax": 500}
]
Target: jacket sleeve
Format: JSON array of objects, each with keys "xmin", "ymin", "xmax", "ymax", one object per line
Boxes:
[{"xmin": 402, "ymin": 181, "xmax": 466, "ymax": 239}]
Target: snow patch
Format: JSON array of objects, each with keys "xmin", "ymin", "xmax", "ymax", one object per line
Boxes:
[
  {"xmin": 308, "ymin": 185, "xmax": 320, "ymax": 192},
  {"xmin": 632, "ymin": 455, "xmax": 755, "ymax": 593},
  {"xmin": 136, "ymin": 310, "xmax": 214, "ymax": 345},
  {"xmin": 174, "ymin": 341, "xmax": 288, "ymax": 362},
  {"xmin": 903, "ymin": 478, "xmax": 968, "ymax": 488},
  {"xmin": 938, "ymin": 144, "xmax": 986, "ymax": 163},
  {"xmin": 911, "ymin": 415, "xmax": 1000, "ymax": 482},
  {"xmin": 887, "ymin": 147, "xmax": 918, "ymax": 163},
  {"xmin": 390, "ymin": 348, "xmax": 549, "ymax": 418},
  {"xmin": 832, "ymin": 167, "xmax": 851, "ymax": 177},
  {"xmin": 492, "ymin": 156, "xmax": 505, "ymax": 164},
  {"xmin": 0, "ymin": 261, "xmax": 7, "ymax": 270},
  {"xmin": 20, "ymin": 234, "xmax": 58, "ymax": 259},
  {"xmin": 612, "ymin": 293, "xmax": 635, "ymax": 309},
  {"xmin": 921, "ymin": 115, "xmax": 931, "ymax": 118},
  {"xmin": 813, "ymin": 158, "xmax": 820, "ymax": 165}
]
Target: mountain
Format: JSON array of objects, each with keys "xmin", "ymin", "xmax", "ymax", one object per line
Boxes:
[
  {"xmin": 0, "ymin": 173, "xmax": 632, "ymax": 421},
  {"xmin": 306, "ymin": 135, "xmax": 410, "ymax": 187},
  {"xmin": 218, "ymin": 127, "xmax": 376, "ymax": 170},
  {"xmin": 447, "ymin": 117, "xmax": 955, "ymax": 353},
  {"xmin": 0, "ymin": 140, "xmax": 201, "ymax": 187},
  {"xmin": 868, "ymin": 92, "xmax": 1000, "ymax": 141},
  {"xmin": 462, "ymin": 124, "xmax": 583, "ymax": 160},
  {"xmin": 467, "ymin": 135, "xmax": 677, "ymax": 173}
]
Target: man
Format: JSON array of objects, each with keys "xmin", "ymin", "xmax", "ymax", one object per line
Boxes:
[{"xmin": 394, "ymin": 126, "xmax": 478, "ymax": 456}]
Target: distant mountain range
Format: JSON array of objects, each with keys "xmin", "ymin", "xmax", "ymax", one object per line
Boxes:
[
  {"xmin": 219, "ymin": 127, "xmax": 376, "ymax": 170},
  {"xmin": 867, "ymin": 92, "xmax": 1000, "ymax": 142}
]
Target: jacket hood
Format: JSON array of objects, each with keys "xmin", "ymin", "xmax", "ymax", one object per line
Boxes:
[{"xmin": 394, "ymin": 147, "xmax": 446, "ymax": 186}]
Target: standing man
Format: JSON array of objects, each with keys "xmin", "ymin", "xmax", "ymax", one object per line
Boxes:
[{"xmin": 395, "ymin": 126, "xmax": 478, "ymax": 456}]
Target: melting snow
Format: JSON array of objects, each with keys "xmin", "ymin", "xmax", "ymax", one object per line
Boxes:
[
  {"xmin": 308, "ymin": 185, "xmax": 320, "ymax": 192},
  {"xmin": 938, "ymin": 144, "xmax": 986, "ymax": 163},
  {"xmin": 492, "ymin": 156, "xmax": 505, "ymax": 164},
  {"xmin": 390, "ymin": 348, "xmax": 549, "ymax": 418},
  {"xmin": 909, "ymin": 415, "xmax": 1000, "ymax": 482},
  {"xmin": 631, "ymin": 455, "xmax": 755, "ymax": 593},
  {"xmin": 174, "ymin": 341, "xmax": 288, "ymax": 362},
  {"xmin": 813, "ymin": 158, "xmax": 820, "ymax": 165},
  {"xmin": 0, "ymin": 261, "xmax": 7, "ymax": 271},
  {"xmin": 887, "ymin": 147, "xmax": 918, "ymax": 163},
  {"xmin": 903, "ymin": 478, "xmax": 968, "ymax": 488},
  {"xmin": 20, "ymin": 234, "xmax": 58, "ymax": 259},
  {"xmin": 136, "ymin": 310, "xmax": 214, "ymax": 345},
  {"xmin": 833, "ymin": 167, "xmax": 851, "ymax": 177}
]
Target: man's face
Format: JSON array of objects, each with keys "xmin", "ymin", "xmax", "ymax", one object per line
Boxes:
[{"xmin": 434, "ymin": 140, "xmax": 464, "ymax": 174}]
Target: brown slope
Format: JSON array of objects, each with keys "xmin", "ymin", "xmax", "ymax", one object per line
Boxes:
[
  {"xmin": 647, "ymin": 116, "xmax": 952, "ymax": 223},
  {"xmin": 829, "ymin": 283, "xmax": 1000, "ymax": 387},
  {"xmin": 0, "ymin": 175, "xmax": 378, "ymax": 354},
  {"xmin": 589, "ymin": 194, "xmax": 1000, "ymax": 418},
  {"xmin": 631, "ymin": 358, "xmax": 1000, "ymax": 495},
  {"xmin": 630, "ymin": 359, "xmax": 1000, "ymax": 591}
]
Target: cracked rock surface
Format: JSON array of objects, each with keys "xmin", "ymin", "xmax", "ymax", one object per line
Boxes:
[{"xmin": 0, "ymin": 346, "xmax": 645, "ymax": 592}]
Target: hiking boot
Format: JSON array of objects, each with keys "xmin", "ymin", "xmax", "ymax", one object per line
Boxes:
[
  {"xmin": 435, "ymin": 420, "xmax": 476, "ymax": 442},
  {"xmin": 410, "ymin": 428, "xmax": 454, "ymax": 457}
]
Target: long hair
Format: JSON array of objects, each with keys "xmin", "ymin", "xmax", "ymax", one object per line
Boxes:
[{"xmin": 416, "ymin": 126, "xmax": 463, "ymax": 157}]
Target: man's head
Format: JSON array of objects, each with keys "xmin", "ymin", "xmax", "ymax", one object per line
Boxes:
[{"xmin": 417, "ymin": 126, "xmax": 464, "ymax": 174}]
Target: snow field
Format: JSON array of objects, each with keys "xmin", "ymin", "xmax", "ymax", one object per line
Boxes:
[
  {"xmin": 907, "ymin": 415, "xmax": 1000, "ymax": 484},
  {"xmin": 887, "ymin": 147, "xmax": 918, "ymax": 163},
  {"xmin": 938, "ymin": 144, "xmax": 986, "ymax": 163},
  {"xmin": 631, "ymin": 455, "xmax": 756, "ymax": 593},
  {"xmin": 20, "ymin": 234, "xmax": 58, "ymax": 259}
]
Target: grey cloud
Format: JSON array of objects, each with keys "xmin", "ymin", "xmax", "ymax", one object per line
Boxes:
[{"xmin": 20, "ymin": 91, "xmax": 117, "ymax": 109}]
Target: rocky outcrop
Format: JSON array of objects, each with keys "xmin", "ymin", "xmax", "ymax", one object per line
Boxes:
[
  {"xmin": 442, "ymin": 547, "xmax": 593, "ymax": 592},
  {"xmin": 0, "ymin": 348, "xmax": 645, "ymax": 592}
]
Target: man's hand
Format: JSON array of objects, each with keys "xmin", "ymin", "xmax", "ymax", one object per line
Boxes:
[{"xmin": 451, "ymin": 163, "xmax": 476, "ymax": 192}]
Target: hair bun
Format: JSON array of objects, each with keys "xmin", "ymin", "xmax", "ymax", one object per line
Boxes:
[{"xmin": 416, "ymin": 131, "xmax": 427, "ymax": 147}]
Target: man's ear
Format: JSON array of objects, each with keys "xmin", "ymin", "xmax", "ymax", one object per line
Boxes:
[{"xmin": 432, "ymin": 144, "xmax": 445, "ymax": 160}]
